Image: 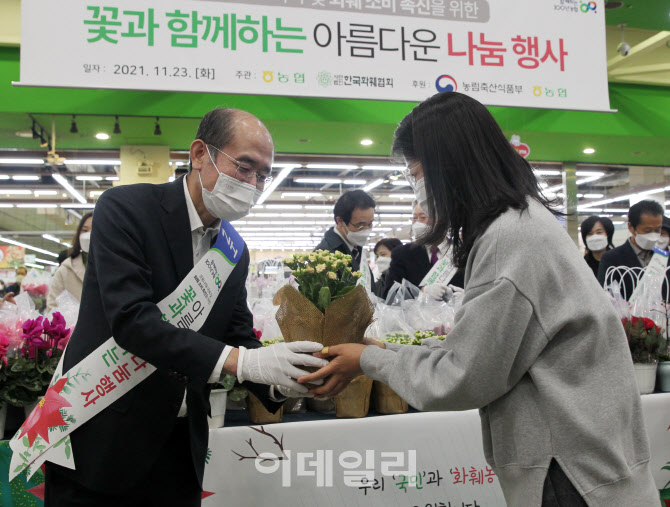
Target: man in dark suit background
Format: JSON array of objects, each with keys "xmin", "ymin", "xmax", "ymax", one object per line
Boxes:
[
  {"xmin": 383, "ymin": 202, "xmax": 464, "ymax": 299},
  {"xmin": 45, "ymin": 109, "xmax": 326, "ymax": 506},
  {"xmin": 314, "ymin": 189, "xmax": 376, "ymax": 272},
  {"xmin": 598, "ymin": 199, "xmax": 665, "ymax": 300}
]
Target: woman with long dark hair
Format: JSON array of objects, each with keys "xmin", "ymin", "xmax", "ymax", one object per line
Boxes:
[
  {"xmin": 46, "ymin": 212, "xmax": 93, "ymax": 310},
  {"xmin": 580, "ymin": 215, "xmax": 614, "ymax": 277},
  {"xmin": 300, "ymin": 92, "xmax": 657, "ymax": 506}
]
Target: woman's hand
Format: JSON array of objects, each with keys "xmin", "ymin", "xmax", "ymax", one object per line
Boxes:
[
  {"xmin": 298, "ymin": 344, "xmax": 367, "ymax": 399},
  {"xmin": 363, "ymin": 337, "xmax": 386, "ymax": 349}
]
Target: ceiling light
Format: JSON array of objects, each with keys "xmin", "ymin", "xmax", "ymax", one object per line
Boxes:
[
  {"xmin": 35, "ymin": 257, "xmax": 59, "ymax": 266},
  {"xmin": 378, "ymin": 205, "xmax": 413, "ymax": 211},
  {"xmin": 66, "ymin": 209, "xmax": 82, "ymax": 219},
  {"xmin": 113, "ymin": 116, "xmax": 122, "ymax": 135},
  {"xmin": 363, "ymin": 179, "xmax": 385, "ymax": 192},
  {"xmin": 25, "ymin": 263, "xmax": 45, "ymax": 270},
  {"xmin": 361, "ymin": 165, "xmax": 402, "ymax": 171},
  {"xmin": 360, "ymin": 139, "xmax": 373, "ymax": 146},
  {"xmin": 294, "ymin": 178, "xmax": 341, "ymax": 184},
  {"xmin": 257, "ymin": 166, "xmax": 296, "ymax": 205},
  {"xmin": 42, "ymin": 234, "xmax": 63, "ymax": 244},
  {"xmin": 281, "ymin": 192, "xmax": 322, "ymax": 198},
  {"xmin": 34, "ymin": 190, "xmax": 58, "ymax": 196},
  {"xmin": 0, "ymin": 235, "xmax": 58, "ymax": 257},
  {"xmin": 70, "ymin": 115, "xmax": 78, "ymax": 134},
  {"xmin": 304, "ymin": 205, "xmax": 332, "ymax": 210},
  {"xmin": 305, "ymin": 164, "xmax": 358, "ymax": 170},
  {"xmin": 12, "ymin": 175, "xmax": 40, "ymax": 181},
  {"xmin": 66, "ymin": 159, "xmax": 122, "ymax": 166},
  {"xmin": 96, "ymin": 133, "xmax": 110, "ymax": 140},
  {"xmin": 582, "ymin": 193, "xmax": 604, "ymax": 199},
  {"xmin": 272, "ymin": 163, "xmax": 302, "ymax": 169},
  {"xmin": 0, "ymin": 176, "xmax": 8, "ymax": 180},
  {"xmin": 264, "ymin": 204, "xmax": 304, "ymax": 209},
  {"xmin": 391, "ymin": 180, "xmax": 411, "ymax": 186},
  {"xmin": 583, "ymin": 148, "xmax": 596, "ymax": 154},
  {"xmin": 76, "ymin": 176, "xmax": 103, "ymax": 181},
  {"xmin": 52, "ymin": 173, "xmax": 87, "ymax": 204},
  {"xmin": 533, "ymin": 169, "xmax": 561, "ymax": 176},
  {"xmin": 90, "ymin": 190, "xmax": 105, "ymax": 197},
  {"xmin": 0, "ymin": 159, "xmax": 43, "ymax": 165},
  {"xmin": 154, "ymin": 117, "xmax": 162, "ymax": 136},
  {"xmin": 16, "ymin": 204, "xmax": 58, "ymax": 208},
  {"xmin": 0, "ymin": 204, "xmax": 14, "ymax": 208},
  {"xmin": 60, "ymin": 203, "xmax": 96, "ymax": 209},
  {"xmin": 343, "ymin": 179, "xmax": 367, "ymax": 185},
  {"xmin": 0, "ymin": 189, "xmax": 32, "ymax": 195},
  {"xmin": 391, "ymin": 193, "xmax": 418, "ymax": 199},
  {"xmin": 106, "ymin": 176, "xmax": 120, "ymax": 181}
]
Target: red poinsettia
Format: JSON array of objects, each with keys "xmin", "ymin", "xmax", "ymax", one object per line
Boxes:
[
  {"xmin": 18, "ymin": 377, "xmax": 72, "ymax": 446},
  {"xmin": 631, "ymin": 316, "xmax": 662, "ymax": 334}
]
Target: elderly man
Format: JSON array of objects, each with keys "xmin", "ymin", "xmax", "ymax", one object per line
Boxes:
[{"xmin": 45, "ymin": 108, "xmax": 326, "ymax": 506}]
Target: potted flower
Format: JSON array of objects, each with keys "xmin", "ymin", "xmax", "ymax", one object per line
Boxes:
[
  {"xmin": 623, "ymin": 315, "xmax": 667, "ymax": 394},
  {"xmin": 656, "ymin": 303, "xmax": 670, "ymax": 392},
  {"xmin": 246, "ymin": 339, "xmax": 284, "ymax": 424},
  {"xmin": 274, "ymin": 251, "xmax": 375, "ymax": 417}
]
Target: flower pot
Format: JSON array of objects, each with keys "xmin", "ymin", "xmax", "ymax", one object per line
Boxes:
[
  {"xmin": 633, "ymin": 363, "xmax": 658, "ymax": 395},
  {"xmin": 334, "ymin": 375, "xmax": 373, "ymax": 418},
  {"xmin": 657, "ymin": 362, "xmax": 670, "ymax": 392},
  {"xmin": 247, "ymin": 393, "xmax": 283, "ymax": 424},
  {"xmin": 0, "ymin": 403, "xmax": 7, "ymax": 440},
  {"xmin": 373, "ymin": 381, "xmax": 408, "ymax": 415},
  {"xmin": 207, "ymin": 389, "xmax": 228, "ymax": 429}
]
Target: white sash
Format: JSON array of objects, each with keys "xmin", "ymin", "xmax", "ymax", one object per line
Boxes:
[
  {"xmin": 9, "ymin": 221, "xmax": 245, "ymax": 481},
  {"xmin": 420, "ymin": 253, "xmax": 457, "ymax": 287}
]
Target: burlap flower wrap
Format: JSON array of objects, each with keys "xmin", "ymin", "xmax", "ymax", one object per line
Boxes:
[{"xmin": 273, "ymin": 284, "xmax": 375, "ymax": 417}]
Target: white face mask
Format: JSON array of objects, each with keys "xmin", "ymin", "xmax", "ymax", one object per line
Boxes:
[
  {"xmin": 585, "ymin": 234, "xmax": 607, "ymax": 252},
  {"xmin": 345, "ymin": 228, "xmax": 372, "ymax": 247},
  {"xmin": 634, "ymin": 232, "xmax": 661, "ymax": 251},
  {"xmin": 199, "ymin": 148, "xmax": 262, "ymax": 222},
  {"xmin": 414, "ymin": 177, "xmax": 430, "ymax": 218},
  {"xmin": 79, "ymin": 231, "xmax": 91, "ymax": 253},
  {"xmin": 656, "ymin": 235, "xmax": 669, "ymax": 251},
  {"xmin": 412, "ymin": 221, "xmax": 430, "ymax": 239},
  {"xmin": 376, "ymin": 256, "xmax": 391, "ymax": 272}
]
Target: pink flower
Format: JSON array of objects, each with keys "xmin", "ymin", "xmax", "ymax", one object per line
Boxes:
[
  {"xmin": 21, "ymin": 316, "xmax": 45, "ymax": 339},
  {"xmin": 45, "ymin": 312, "xmax": 71, "ymax": 344},
  {"xmin": 0, "ymin": 332, "xmax": 9, "ymax": 365},
  {"xmin": 253, "ymin": 328, "xmax": 262, "ymax": 341}
]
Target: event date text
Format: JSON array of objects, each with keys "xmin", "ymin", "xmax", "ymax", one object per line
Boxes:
[{"xmin": 109, "ymin": 65, "xmax": 215, "ymax": 80}]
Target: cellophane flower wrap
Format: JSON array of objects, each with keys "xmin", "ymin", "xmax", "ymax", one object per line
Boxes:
[
  {"xmin": 0, "ymin": 294, "xmax": 75, "ymax": 407},
  {"xmin": 21, "ymin": 269, "xmax": 51, "ymax": 313},
  {"xmin": 273, "ymin": 250, "xmax": 374, "ymax": 347}
]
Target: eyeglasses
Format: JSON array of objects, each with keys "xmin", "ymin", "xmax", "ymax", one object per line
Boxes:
[
  {"xmin": 207, "ymin": 144, "xmax": 273, "ymax": 190},
  {"xmin": 348, "ymin": 221, "xmax": 379, "ymax": 231},
  {"xmin": 402, "ymin": 161, "xmax": 421, "ymax": 189}
]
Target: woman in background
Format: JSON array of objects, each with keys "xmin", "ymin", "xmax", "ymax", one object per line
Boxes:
[
  {"xmin": 372, "ymin": 237, "xmax": 402, "ymax": 298},
  {"xmin": 47, "ymin": 212, "xmax": 92, "ymax": 311},
  {"xmin": 580, "ymin": 215, "xmax": 614, "ymax": 277}
]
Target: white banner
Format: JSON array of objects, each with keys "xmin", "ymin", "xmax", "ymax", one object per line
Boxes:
[
  {"xmin": 17, "ymin": 0, "xmax": 611, "ymax": 111},
  {"xmin": 202, "ymin": 393, "xmax": 670, "ymax": 505}
]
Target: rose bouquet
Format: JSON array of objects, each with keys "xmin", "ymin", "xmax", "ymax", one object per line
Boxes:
[
  {"xmin": 273, "ymin": 250, "xmax": 375, "ymax": 417},
  {"xmin": 623, "ymin": 316, "xmax": 667, "ymax": 364},
  {"xmin": 0, "ymin": 312, "xmax": 71, "ymax": 407}
]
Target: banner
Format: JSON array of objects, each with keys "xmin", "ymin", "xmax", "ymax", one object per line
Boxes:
[
  {"xmin": 17, "ymin": 0, "xmax": 611, "ymax": 111},
  {"xmin": 8, "ymin": 221, "xmax": 245, "ymax": 482},
  {"xmin": 0, "ymin": 246, "xmax": 25, "ymax": 270}
]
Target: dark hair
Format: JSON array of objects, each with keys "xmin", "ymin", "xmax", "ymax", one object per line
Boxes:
[
  {"xmin": 628, "ymin": 199, "xmax": 664, "ymax": 228},
  {"xmin": 663, "ymin": 215, "xmax": 670, "ymax": 234},
  {"xmin": 392, "ymin": 92, "xmax": 560, "ymax": 270},
  {"xmin": 333, "ymin": 190, "xmax": 376, "ymax": 224},
  {"xmin": 580, "ymin": 215, "xmax": 614, "ymax": 251},
  {"xmin": 189, "ymin": 108, "xmax": 241, "ymax": 173},
  {"xmin": 374, "ymin": 238, "xmax": 402, "ymax": 255},
  {"xmin": 69, "ymin": 212, "xmax": 93, "ymax": 259}
]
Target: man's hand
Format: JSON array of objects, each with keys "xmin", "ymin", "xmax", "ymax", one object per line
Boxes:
[
  {"xmin": 422, "ymin": 283, "xmax": 448, "ymax": 300},
  {"xmin": 298, "ymin": 344, "xmax": 367, "ymax": 399},
  {"xmin": 237, "ymin": 341, "xmax": 328, "ymax": 394},
  {"xmin": 2, "ymin": 292, "xmax": 15, "ymax": 306}
]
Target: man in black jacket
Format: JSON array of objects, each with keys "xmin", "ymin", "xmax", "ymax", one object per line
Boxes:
[
  {"xmin": 597, "ymin": 199, "xmax": 664, "ymax": 300},
  {"xmin": 382, "ymin": 202, "xmax": 464, "ymax": 299},
  {"xmin": 314, "ymin": 189, "xmax": 376, "ymax": 272},
  {"xmin": 45, "ymin": 109, "xmax": 325, "ymax": 506}
]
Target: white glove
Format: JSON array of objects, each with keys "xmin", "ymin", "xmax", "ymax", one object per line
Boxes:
[
  {"xmin": 237, "ymin": 341, "xmax": 328, "ymax": 394},
  {"xmin": 448, "ymin": 285, "xmax": 464, "ymax": 296},
  {"xmin": 275, "ymin": 383, "xmax": 320, "ymax": 399},
  {"xmin": 422, "ymin": 283, "xmax": 448, "ymax": 300}
]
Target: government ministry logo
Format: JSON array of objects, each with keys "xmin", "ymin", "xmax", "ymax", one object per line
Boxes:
[
  {"xmin": 435, "ymin": 75, "xmax": 457, "ymax": 93},
  {"xmin": 580, "ymin": 1, "xmax": 596, "ymax": 12}
]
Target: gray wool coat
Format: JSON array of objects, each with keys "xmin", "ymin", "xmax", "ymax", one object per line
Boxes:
[{"xmin": 361, "ymin": 198, "xmax": 658, "ymax": 506}]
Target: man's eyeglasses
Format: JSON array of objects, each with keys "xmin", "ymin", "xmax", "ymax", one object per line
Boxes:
[
  {"xmin": 207, "ymin": 144, "xmax": 273, "ymax": 190},
  {"xmin": 348, "ymin": 221, "xmax": 379, "ymax": 231}
]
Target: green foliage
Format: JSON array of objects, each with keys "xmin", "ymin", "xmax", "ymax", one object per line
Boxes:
[
  {"xmin": 625, "ymin": 316, "xmax": 667, "ymax": 364},
  {"xmin": 0, "ymin": 349, "xmax": 63, "ymax": 407},
  {"xmin": 381, "ymin": 330, "xmax": 448, "ymax": 346}
]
